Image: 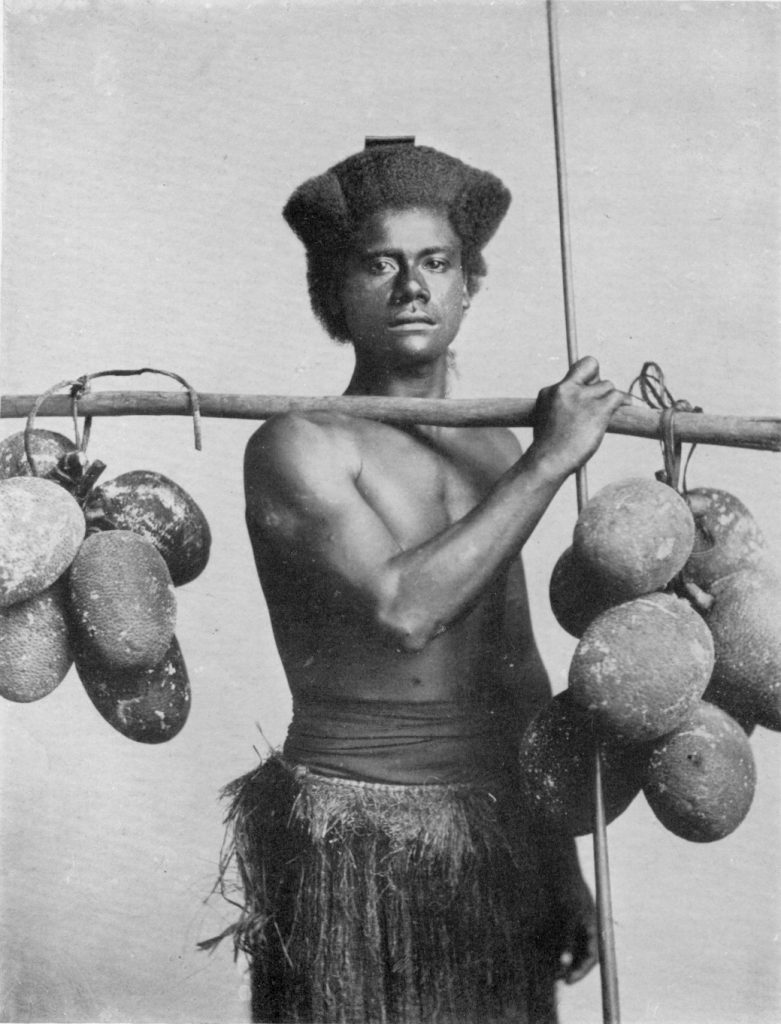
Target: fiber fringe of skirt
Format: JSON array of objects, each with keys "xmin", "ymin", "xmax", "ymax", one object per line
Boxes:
[{"xmin": 207, "ymin": 755, "xmax": 558, "ymax": 1024}]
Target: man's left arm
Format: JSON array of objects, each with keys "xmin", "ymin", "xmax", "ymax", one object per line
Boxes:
[{"xmin": 502, "ymin": 554, "xmax": 598, "ymax": 985}]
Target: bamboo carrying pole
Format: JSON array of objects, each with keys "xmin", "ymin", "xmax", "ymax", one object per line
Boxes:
[{"xmin": 1, "ymin": 391, "xmax": 780, "ymax": 451}]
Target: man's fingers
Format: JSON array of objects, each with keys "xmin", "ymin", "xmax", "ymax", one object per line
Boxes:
[
  {"xmin": 606, "ymin": 386, "xmax": 634, "ymax": 412},
  {"xmin": 564, "ymin": 955, "xmax": 598, "ymax": 985},
  {"xmin": 562, "ymin": 360, "xmax": 637, "ymax": 407},
  {"xmin": 612, "ymin": 387, "xmax": 636, "ymax": 407},
  {"xmin": 588, "ymin": 379, "xmax": 616, "ymax": 399},
  {"xmin": 560, "ymin": 923, "xmax": 599, "ymax": 984},
  {"xmin": 563, "ymin": 355, "xmax": 601, "ymax": 384},
  {"xmin": 590, "ymin": 381, "xmax": 634, "ymax": 413}
]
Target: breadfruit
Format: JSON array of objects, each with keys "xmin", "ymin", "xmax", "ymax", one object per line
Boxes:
[
  {"xmin": 67, "ymin": 530, "xmax": 176, "ymax": 670},
  {"xmin": 572, "ymin": 477, "xmax": 695, "ymax": 598},
  {"xmin": 0, "ymin": 428, "xmax": 77, "ymax": 481},
  {"xmin": 0, "ymin": 581, "xmax": 72, "ymax": 702},
  {"xmin": 0, "ymin": 477, "xmax": 85, "ymax": 608},
  {"xmin": 518, "ymin": 690, "xmax": 648, "ymax": 835},
  {"xmin": 683, "ymin": 487, "xmax": 767, "ymax": 590},
  {"xmin": 549, "ymin": 546, "xmax": 624, "ymax": 638},
  {"xmin": 702, "ymin": 567, "xmax": 781, "ymax": 732},
  {"xmin": 76, "ymin": 635, "xmax": 190, "ymax": 743},
  {"xmin": 643, "ymin": 701, "xmax": 756, "ymax": 842},
  {"xmin": 84, "ymin": 470, "xmax": 211, "ymax": 586},
  {"xmin": 569, "ymin": 592, "xmax": 714, "ymax": 743}
]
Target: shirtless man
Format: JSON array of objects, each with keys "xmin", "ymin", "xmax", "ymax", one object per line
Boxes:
[{"xmin": 226, "ymin": 140, "xmax": 627, "ymax": 1024}]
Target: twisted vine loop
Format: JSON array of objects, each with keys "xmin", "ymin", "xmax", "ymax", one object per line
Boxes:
[
  {"xmin": 629, "ymin": 362, "xmax": 702, "ymax": 493},
  {"xmin": 24, "ymin": 367, "xmax": 202, "ymax": 485}
]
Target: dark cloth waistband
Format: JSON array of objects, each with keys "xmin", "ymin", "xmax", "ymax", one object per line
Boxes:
[{"xmin": 282, "ymin": 697, "xmax": 517, "ymax": 785}]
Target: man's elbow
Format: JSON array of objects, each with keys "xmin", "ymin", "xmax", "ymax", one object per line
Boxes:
[{"xmin": 375, "ymin": 599, "xmax": 442, "ymax": 653}]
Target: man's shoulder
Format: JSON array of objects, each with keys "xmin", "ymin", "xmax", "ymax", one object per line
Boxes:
[
  {"xmin": 244, "ymin": 413, "xmax": 521, "ymax": 485},
  {"xmin": 245, "ymin": 411, "xmax": 360, "ymax": 483},
  {"xmin": 484, "ymin": 424, "xmax": 523, "ymax": 457},
  {"xmin": 455, "ymin": 424, "xmax": 522, "ymax": 471}
]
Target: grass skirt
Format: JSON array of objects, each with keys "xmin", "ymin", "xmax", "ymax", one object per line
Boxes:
[{"xmin": 213, "ymin": 755, "xmax": 559, "ymax": 1024}]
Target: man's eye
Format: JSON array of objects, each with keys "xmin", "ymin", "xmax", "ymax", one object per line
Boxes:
[
  {"xmin": 425, "ymin": 257, "xmax": 450, "ymax": 271},
  {"xmin": 368, "ymin": 258, "xmax": 395, "ymax": 275}
]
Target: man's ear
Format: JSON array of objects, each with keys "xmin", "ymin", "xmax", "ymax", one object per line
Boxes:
[{"xmin": 462, "ymin": 285, "xmax": 471, "ymax": 313}]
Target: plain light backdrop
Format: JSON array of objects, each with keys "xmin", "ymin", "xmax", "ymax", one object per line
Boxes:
[{"xmin": 1, "ymin": 2, "xmax": 779, "ymax": 1022}]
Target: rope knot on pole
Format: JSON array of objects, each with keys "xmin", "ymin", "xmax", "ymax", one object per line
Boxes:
[{"xmin": 630, "ymin": 362, "xmax": 703, "ymax": 494}]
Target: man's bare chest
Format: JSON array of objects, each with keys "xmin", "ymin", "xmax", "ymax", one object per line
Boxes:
[{"xmin": 351, "ymin": 426, "xmax": 509, "ymax": 548}]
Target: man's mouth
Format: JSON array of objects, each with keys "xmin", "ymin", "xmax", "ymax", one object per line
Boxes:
[{"xmin": 389, "ymin": 312, "xmax": 435, "ymax": 326}]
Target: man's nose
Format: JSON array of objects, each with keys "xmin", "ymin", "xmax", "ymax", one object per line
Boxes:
[{"xmin": 392, "ymin": 267, "xmax": 430, "ymax": 304}]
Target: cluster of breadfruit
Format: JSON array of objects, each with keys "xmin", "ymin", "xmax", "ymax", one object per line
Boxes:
[
  {"xmin": 519, "ymin": 476, "xmax": 779, "ymax": 843},
  {"xmin": 0, "ymin": 428, "xmax": 211, "ymax": 744}
]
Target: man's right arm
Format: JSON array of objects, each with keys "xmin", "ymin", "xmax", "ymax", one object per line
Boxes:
[{"xmin": 244, "ymin": 357, "xmax": 627, "ymax": 652}]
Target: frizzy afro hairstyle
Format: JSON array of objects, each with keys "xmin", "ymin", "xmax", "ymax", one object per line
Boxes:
[{"xmin": 283, "ymin": 140, "xmax": 512, "ymax": 342}]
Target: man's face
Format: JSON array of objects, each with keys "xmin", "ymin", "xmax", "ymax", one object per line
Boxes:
[{"xmin": 339, "ymin": 207, "xmax": 469, "ymax": 365}]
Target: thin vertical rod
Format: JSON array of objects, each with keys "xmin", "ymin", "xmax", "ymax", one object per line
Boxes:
[
  {"xmin": 545, "ymin": 3, "xmax": 621, "ymax": 1023},
  {"xmin": 548, "ymin": 0, "xmax": 589, "ymax": 512},
  {"xmin": 546, "ymin": 0, "xmax": 588, "ymax": 511},
  {"xmin": 546, "ymin": 0, "xmax": 580, "ymax": 370},
  {"xmin": 594, "ymin": 744, "xmax": 621, "ymax": 1019}
]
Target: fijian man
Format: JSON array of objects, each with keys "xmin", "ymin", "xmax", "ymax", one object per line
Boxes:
[{"xmin": 219, "ymin": 139, "xmax": 628, "ymax": 1024}]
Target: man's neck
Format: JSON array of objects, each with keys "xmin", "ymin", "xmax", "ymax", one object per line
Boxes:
[{"xmin": 344, "ymin": 355, "xmax": 450, "ymax": 399}]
